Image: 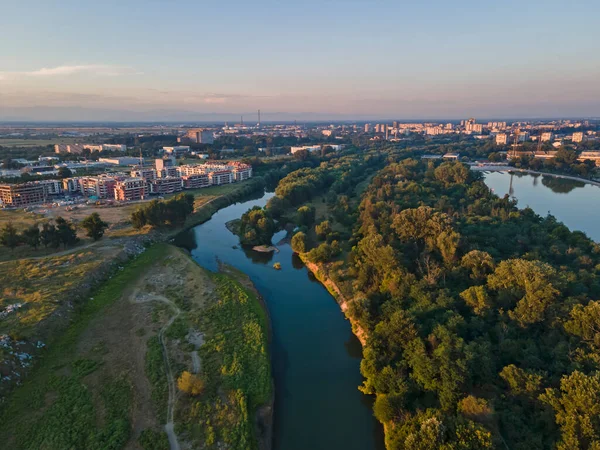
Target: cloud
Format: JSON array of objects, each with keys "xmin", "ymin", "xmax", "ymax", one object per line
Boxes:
[{"xmin": 0, "ymin": 64, "xmax": 139, "ymax": 81}]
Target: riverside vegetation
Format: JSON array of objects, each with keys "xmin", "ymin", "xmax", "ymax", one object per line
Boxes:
[
  {"xmin": 271, "ymin": 154, "xmax": 600, "ymax": 450},
  {"xmin": 0, "ymin": 243, "xmax": 272, "ymax": 450}
]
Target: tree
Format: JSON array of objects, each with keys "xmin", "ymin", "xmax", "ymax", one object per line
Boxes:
[
  {"xmin": 540, "ymin": 371, "xmax": 600, "ymax": 450},
  {"xmin": 291, "ymin": 231, "xmax": 307, "ymax": 253},
  {"xmin": 57, "ymin": 167, "xmax": 73, "ymax": 178},
  {"xmin": 315, "ymin": 220, "xmax": 332, "ymax": 241},
  {"xmin": 21, "ymin": 224, "xmax": 40, "ymax": 249},
  {"xmin": 296, "ymin": 205, "xmax": 316, "ymax": 227},
  {"xmin": 81, "ymin": 213, "xmax": 109, "ymax": 241},
  {"xmin": 460, "ymin": 286, "xmax": 492, "ymax": 315},
  {"xmin": 0, "ymin": 222, "xmax": 20, "ymax": 250},
  {"xmin": 55, "ymin": 216, "xmax": 78, "ymax": 248},
  {"xmin": 564, "ymin": 300, "xmax": 600, "ymax": 349},
  {"xmin": 487, "ymin": 259, "xmax": 559, "ymax": 326},
  {"xmin": 461, "ymin": 250, "xmax": 495, "ymax": 281},
  {"xmin": 40, "ymin": 222, "xmax": 59, "ymax": 248},
  {"xmin": 177, "ymin": 371, "xmax": 205, "ymax": 396}
]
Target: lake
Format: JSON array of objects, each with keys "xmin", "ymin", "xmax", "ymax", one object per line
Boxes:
[
  {"xmin": 483, "ymin": 171, "xmax": 600, "ymax": 241},
  {"xmin": 188, "ymin": 191, "xmax": 384, "ymax": 450}
]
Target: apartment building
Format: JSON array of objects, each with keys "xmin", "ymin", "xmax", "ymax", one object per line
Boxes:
[
  {"xmin": 0, "ymin": 182, "xmax": 47, "ymax": 207},
  {"xmin": 541, "ymin": 132, "xmax": 554, "ymax": 142},
  {"xmin": 114, "ymin": 178, "xmax": 147, "ymax": 201},
  {"xmin": 131, "ymin": 168, "xmax": 157, "ymax": 181},
  {"xmin": 37, "ymin": 180, "xmax": 63, "ymax": 196},
  {"xmin": 232, "ymin": 165, "xmax": 252, "ymax": 182},
  {"xmin": 62, "ymin": 177, "xmax": 82, "ymax": 194},
  {"xmin": 182, "ymin": 174, "xmax": 210, "ymax": 189},
  {"xmin": 495, "ymin": 133, "xmax": 508, "ymax": 145},
  {"xmin": 79, "ymin": 176, "xmax": 118, "ymax": 199},
  {"xmin": 573, "ymin": 132, "xmax": 584, "ymax": 143},
  {"xmin": 579, "ymin": 151, "xmax": 600, "ymax": 165},
  {"xmin": 148, "ymin": 177, "xmax": 183, "ymax": 195},
  {"xmin": 209, "ymin": 170, "xmax": 233, "ymax": 185}
]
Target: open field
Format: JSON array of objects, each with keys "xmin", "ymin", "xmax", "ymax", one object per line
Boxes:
[{"xmin": 0, "ymin": 138, "xmax": 79, "ymax": 147}]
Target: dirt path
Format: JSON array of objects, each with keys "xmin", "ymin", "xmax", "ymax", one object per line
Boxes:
[
  {"xmin": 191, "ymin": 351, "xmax": 201, "ymax": 374},
  {"xmin": 133, "ymin": 292, "xmax": 181, "ymax": 450}
]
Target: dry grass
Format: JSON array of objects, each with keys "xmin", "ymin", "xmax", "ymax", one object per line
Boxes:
[{"xmin": 0, "ymin": 247, "xmax": 120, "ymax": 337}]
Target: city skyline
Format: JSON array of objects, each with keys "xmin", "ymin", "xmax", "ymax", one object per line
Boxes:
[{"xmin": 1, "ymin": 0, "xmax": 600, "ymax": 121}]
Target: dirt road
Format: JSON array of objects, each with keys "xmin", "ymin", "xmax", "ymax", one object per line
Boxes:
[{"xmin": 133, "ymin": 292, "xmax": 181, "ymax": 450}]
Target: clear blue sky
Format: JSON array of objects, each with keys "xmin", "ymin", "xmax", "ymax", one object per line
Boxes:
[{"xmin": 1, "ymin": 0, "xmax": 599, "ymax": 121}]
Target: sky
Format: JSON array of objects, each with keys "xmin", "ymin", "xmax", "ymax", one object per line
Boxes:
[{"xmin": 1, "ymin": 0, "xmax": 599, "ymax": 121}]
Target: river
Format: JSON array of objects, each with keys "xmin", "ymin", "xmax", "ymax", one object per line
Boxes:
[
  {"xmin": 188, "ymin": 191, "xmax": 384, "ymax": 450},
  {"xmin": 483, "ymin": 171, "xmax": 600, "ymax": 241}
]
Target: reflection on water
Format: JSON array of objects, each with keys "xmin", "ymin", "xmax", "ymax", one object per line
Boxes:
[
  {"xmin": 484, "ymin": 171, "xmax": 600, "ymax": 241},
  {"xmin": 541, "ymin": 176, "xmax": 585, "ymax": 194},
  {"xmin": 188, "ymin": 191, "xmax": 383, "ymax": 450}
]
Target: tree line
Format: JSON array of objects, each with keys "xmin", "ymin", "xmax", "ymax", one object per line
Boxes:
[
  {"xmin": 0, "ymin": 213, "xmax": 108, "ymax": 251},
  {"xmin": 131, "ymin": 193, "xmax": 194, "ymax": 229}
]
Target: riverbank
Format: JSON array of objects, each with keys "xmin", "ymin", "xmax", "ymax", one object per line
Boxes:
[
  {"xmin": 470, "ymin": 164, "xmax": 600, "ymax": 187},
  {"xmin": 299, "ymin": 257, "xmax": 368, "ymax": 346},
  {"xmin": 218, "ymin": 262, "xmax": 274, "ymax": 450}
]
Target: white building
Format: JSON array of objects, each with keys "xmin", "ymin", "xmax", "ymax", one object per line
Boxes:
[{"xmin": 495, "ymin": 133, "xmax": 508, "ymax": 145}]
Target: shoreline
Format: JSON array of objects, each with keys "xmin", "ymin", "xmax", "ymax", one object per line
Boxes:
[
  {"xmin": 470, "ymin": 165, "xmax": 600, "ymax": 187},
  {"xmin": 299, "ymin": 256, "xmax": 369, "ymax": 346},
  {"xmin": 216, "ymin": 262, "xmax": 274, "ymax": 450}
]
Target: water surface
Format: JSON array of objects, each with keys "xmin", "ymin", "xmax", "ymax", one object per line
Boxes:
[
  {"xmin": 189, "ymin": 192, "xmax": 383, "ymax": 450},
  {"xmin": 483, "ymin": 171, "xmax": 600, "ymax": 241}
]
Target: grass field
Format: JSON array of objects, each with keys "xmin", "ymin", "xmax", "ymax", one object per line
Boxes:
[{"xmin": 0, "ymin": 138, "xmax": 79, "ymax": 147}]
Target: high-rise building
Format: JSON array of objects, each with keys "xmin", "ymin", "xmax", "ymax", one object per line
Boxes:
[
  {"xmin": 185, "ymin": 129, "xmax": 214, "ymax": 144},
  {"xmin": 540, "ymin": 132, "xmax": 553, "ymax": 142},
  {"xmin": 495, "ymin": 133, "xmax": 508, "ymax": 145},
  {"xmin": 572, "ymin": 132, "xmax": 584, "ymax": 143},
  {"xmin": 364, "ymin": 124, "xmax": 371, "ymax": 133}
]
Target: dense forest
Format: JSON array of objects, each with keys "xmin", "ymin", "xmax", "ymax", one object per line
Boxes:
[
  {"xmin": 336, "ymin": 158, "xmax": 600, "ymax": 449},
  {"xmin": 279, "ymin": 154, "xmax": 600, "ymax": 449}
]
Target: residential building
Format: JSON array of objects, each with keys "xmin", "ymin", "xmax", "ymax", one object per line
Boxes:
[
  {"xmin": 37, "ymin": 180, "xmax": 63, "ymax": 196},
  {"xmin": 182, "ymin": 174, "xmax": 210, "ymax": 189},
  {"xmin": 148, "ymin": 177, "xmax": 183, "ymax": 195},
  {"xmin": 114, "ymin": 178, "xmax": 147, "ymax": 201},
  {"xmin": 579, "ymin": 151, "xmax": 600, "ymax": 165},
  {"xmin": 541, "ymin": 132, "xmax": 553, "ymax": 142},
  {"xmin": 364, "ymin": 124, "xmax": 371, "ymax": 133},
  {"xmin": 79, "ymin": 176, "xmax": 117, "ymax": 199},
  {"xmin": 155, "ymin": 157, "xmax": 175, "ymax": 172},
  {"xmin": 515, "ymin": 131, "xmax": 530, "ymax": 143},
  {"xmin": 573, "ymin": 132, "xmax": 584, "ymax": 143},
  {"xmin": 322, "ymin": 130, "xmax": 333, "ymax": 137},
  {"xmin": 131, "ymin": 168, "xmax": 157, "ymax": 181},
  {"xmin": 209, "ymin": 170, "xmax": 233, "ymax": 185},
  {"xmin": 230, "ymin": 163, "xmax": 253, "ymax": 182},
  {"xmin": 185, "ymin": 129, "xmax": 214, "ymax": 144},
  {"xmin": 0, "ymin": 182, "xmax": 47, "ymax": 207},
  {"xmin": 496, "ymin": 133, "xmax": 508, "ymax": 145}
]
